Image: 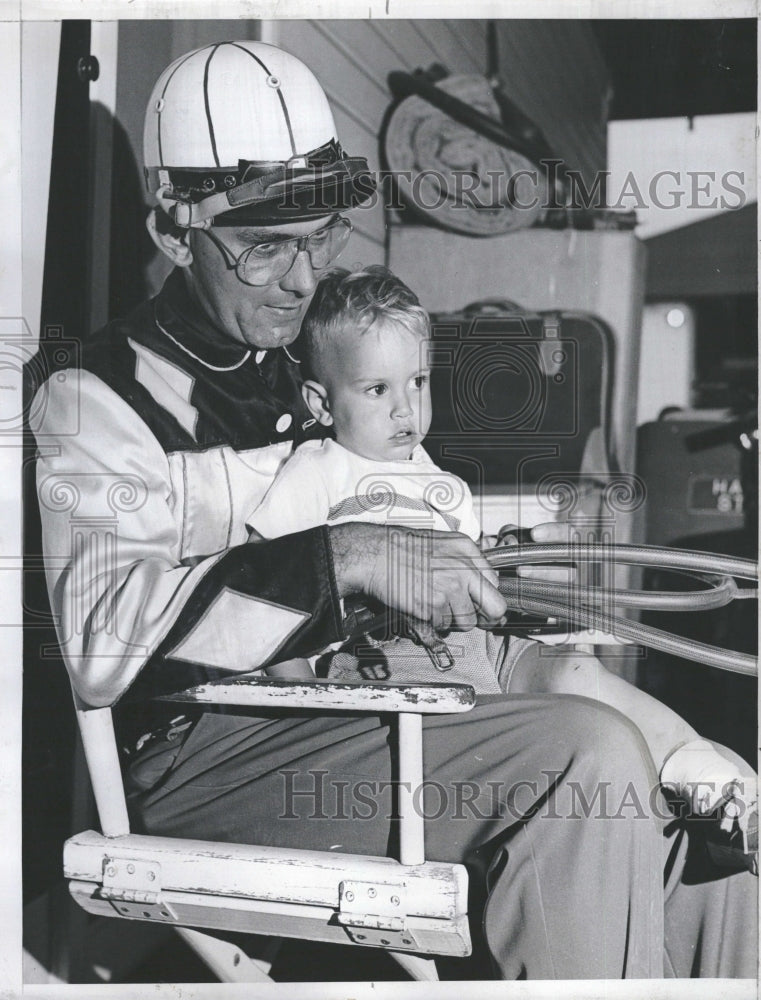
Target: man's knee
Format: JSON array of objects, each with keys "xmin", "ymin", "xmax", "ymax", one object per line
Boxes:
[
  {"xmin": 553, "ymin": 694, "xmax": 658, "ymax": 786},
  {"xmin": 534, "ymin": 696, "xmax": 661, "ymax": 826}
]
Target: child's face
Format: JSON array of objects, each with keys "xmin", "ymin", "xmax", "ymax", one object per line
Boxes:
[{"xmin": 321, "ymin": 318, "xmax": 432, "ymax": 462}]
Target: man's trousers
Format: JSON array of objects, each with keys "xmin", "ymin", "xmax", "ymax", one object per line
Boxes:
[{"xmin": 126, "ymin": 692, "xmax": 757, "ymax": 979}]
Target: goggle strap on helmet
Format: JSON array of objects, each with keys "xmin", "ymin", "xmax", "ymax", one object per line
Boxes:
[{"xmin": 151, "ymin": 156, "xmax": 373, "ymax": 228}]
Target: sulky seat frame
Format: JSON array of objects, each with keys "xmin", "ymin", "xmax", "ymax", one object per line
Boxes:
[{"xmin": 64, "ymin": 676, "xmax": 477, "ymax": 983}]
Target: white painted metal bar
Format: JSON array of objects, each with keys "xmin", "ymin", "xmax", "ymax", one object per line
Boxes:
[
  {"xmin": 68, "ymin": 881, "xmax": 472, "ymax": 957},
  {"xmin": 389, "ymin": 951, "xmax": 440, "ymax": 982},
  {"xmin": 159, "ymin": 678, "xmax": 476, "ymax": 714},
  {"xmin": 73, "ymin": 699, "xmax": 130, "ymax": 837},
  {"xmin": 398, "ymin": 713, "xmax": 425, "ymax": 866},
  {"xmin": 258, "ymin": 21, "xmax": 279, "ymax": 46},
  {"xmin": 64, "ymin": 831, "xmax": 466, "ymax": 914},
  {"xmin": 175, "ymin": 927, "xmax": 275, "ymax": 984}
]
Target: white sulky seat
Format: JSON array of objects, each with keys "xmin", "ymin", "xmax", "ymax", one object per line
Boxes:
[{"xmin": 64, "ymin": 676, "xmax": 476, "ymax": 983}]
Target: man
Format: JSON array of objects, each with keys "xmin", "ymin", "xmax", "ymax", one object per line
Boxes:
[{"xmin": 32, "ymin": 40, "xmax": 756, "ymax": 979}]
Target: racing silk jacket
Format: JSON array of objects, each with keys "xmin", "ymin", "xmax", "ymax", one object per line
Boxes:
[{"xmin": 32, "ymin": 269, "xmax": 344, "ymax": 710}]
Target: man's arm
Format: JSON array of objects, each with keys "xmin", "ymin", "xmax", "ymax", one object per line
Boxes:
[
  {"xmin": 34, "ymin": 372, "xmax": 344, "ymax": 707},
  {"xmin": 330, "ymin": 522, "xmax": 506, "ymax": 632}
]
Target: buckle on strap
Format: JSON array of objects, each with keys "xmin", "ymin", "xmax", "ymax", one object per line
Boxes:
[
  {"xmin": 145, "ymin": 139, "xmax": 359, "ymax": 201},
  {"xmin": 168, "ymin": 158, "xmax": 372, "ymax": 227}
]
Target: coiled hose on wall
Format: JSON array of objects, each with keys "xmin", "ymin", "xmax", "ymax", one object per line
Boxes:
[{"xmin": 486, "ymin": 543, "xmax": 758, "ymax": 676}]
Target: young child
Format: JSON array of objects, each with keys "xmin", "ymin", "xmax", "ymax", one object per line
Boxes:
[
  {"xmin": 247, "ymin": 266, "xmax": 757, "ymax": 840},
  {"xmin": 248, "ymin": 265, "xmax": 508, "ymax": 693}
]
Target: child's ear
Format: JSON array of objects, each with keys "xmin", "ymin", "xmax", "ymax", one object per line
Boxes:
[
  {"xmin": 302, "ymin": 380, "xmax": 333, "ymax": 427},
  {"xmin": 145, "ymin": 209, "xmax": 194, "ymax": 267}
]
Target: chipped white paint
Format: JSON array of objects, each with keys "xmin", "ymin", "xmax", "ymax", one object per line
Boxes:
[
  {"xmin": 65, "ymin": 830, "xmax": 471, "ymax": 956},
  {"xmin": 160, "ymin": 677, "xmax": 476, "ymax": 713},
  {"xmin": 65, "ymin": 830, "xmax": 467, "ymax": 911},
  {"xmin": 68, "ymin": 661, "xmax": 476, "ymax": 964}
]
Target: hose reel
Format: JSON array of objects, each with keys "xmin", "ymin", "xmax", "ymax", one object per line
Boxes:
[{"xmin": 383, "ymin": 73, "xmax": 550, "ymax": 236}]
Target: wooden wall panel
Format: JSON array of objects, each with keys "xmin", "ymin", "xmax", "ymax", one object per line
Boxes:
[
  {"xmin": 494, "ymin": 20, "xmax": 609, "ymax": 182},
  {"xmin": 405, "ymin": 20, "xmax": 486, "ymax": 71},
  {"xmin": 364, "ymin": 20, "xmax": 485, "ymax": 74},
  {"xmin": 275, "ymin": 19, "xmax": 610, "ymax": 259}
]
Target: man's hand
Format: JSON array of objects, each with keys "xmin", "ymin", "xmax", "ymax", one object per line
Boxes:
[
  {"xmin": 495, "ymin": 521, "xmax": 576, "ymax": 584},
  {"xmin": 330, "ymin": 523, "xmax": 506, "ymax": 633}
]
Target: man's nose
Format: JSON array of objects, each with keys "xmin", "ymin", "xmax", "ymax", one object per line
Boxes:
[{"xmin": 280, "ymin": 248, "xmax": 319, "ymax": 297}]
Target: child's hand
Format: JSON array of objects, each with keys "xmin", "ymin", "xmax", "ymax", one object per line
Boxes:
[
  {"xmin": 495, "ymin": 522, "xmax": 575, "ymax": 584},
  {"xmin": 660, "ymin": 738, "xmax": 758, "ymax": 833}
]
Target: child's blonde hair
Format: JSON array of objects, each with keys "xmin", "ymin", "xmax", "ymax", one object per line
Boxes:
[{"xmin": 299, "ymin": 265, "xmax": 430, "ymax": 379}]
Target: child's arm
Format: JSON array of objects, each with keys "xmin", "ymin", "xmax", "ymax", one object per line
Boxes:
[
  {"xmin": 246, "ymin": 448, "xmax": 331, "ymax": 540},
  {"xmin": 455, "ymin": 480, "xmax": 482, "ymax": 544},
  {"xmin": 508, "ymin": 645, "xmax": 756, "ymax": 819}
]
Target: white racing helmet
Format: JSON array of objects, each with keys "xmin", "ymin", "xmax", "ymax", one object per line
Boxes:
[{"xmin": 143, "ymin": 40, "xmax": 375, "ymax": 227}]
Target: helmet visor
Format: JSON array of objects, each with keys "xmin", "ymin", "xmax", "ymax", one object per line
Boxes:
[{"xmin": 146, "ymin": 139, "xmax": 376, "ymax": 227}]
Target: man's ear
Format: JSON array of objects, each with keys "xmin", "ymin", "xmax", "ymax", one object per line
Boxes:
[
  {"xmin": 302, "ymin": 380, "xmax": 333, "ymax": 427},
  {"xmin": 145, "ymin": 209, "xmax": 194, "ymax": 267}
]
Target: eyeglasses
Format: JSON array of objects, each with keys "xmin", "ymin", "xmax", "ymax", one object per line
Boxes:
[{"xmin": 199, "ymin": 216, "xmax": 353, "ymax": 286}]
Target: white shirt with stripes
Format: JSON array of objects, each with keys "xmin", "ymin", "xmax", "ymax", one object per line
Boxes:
[{"xmin": 247, "ymin": 437, "xmax": 481, "ymax": 542}]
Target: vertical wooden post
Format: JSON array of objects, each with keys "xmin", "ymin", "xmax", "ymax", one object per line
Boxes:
[{"xmin": 397, "ymin": 712, "xmax": 425, "ymax": 866}]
